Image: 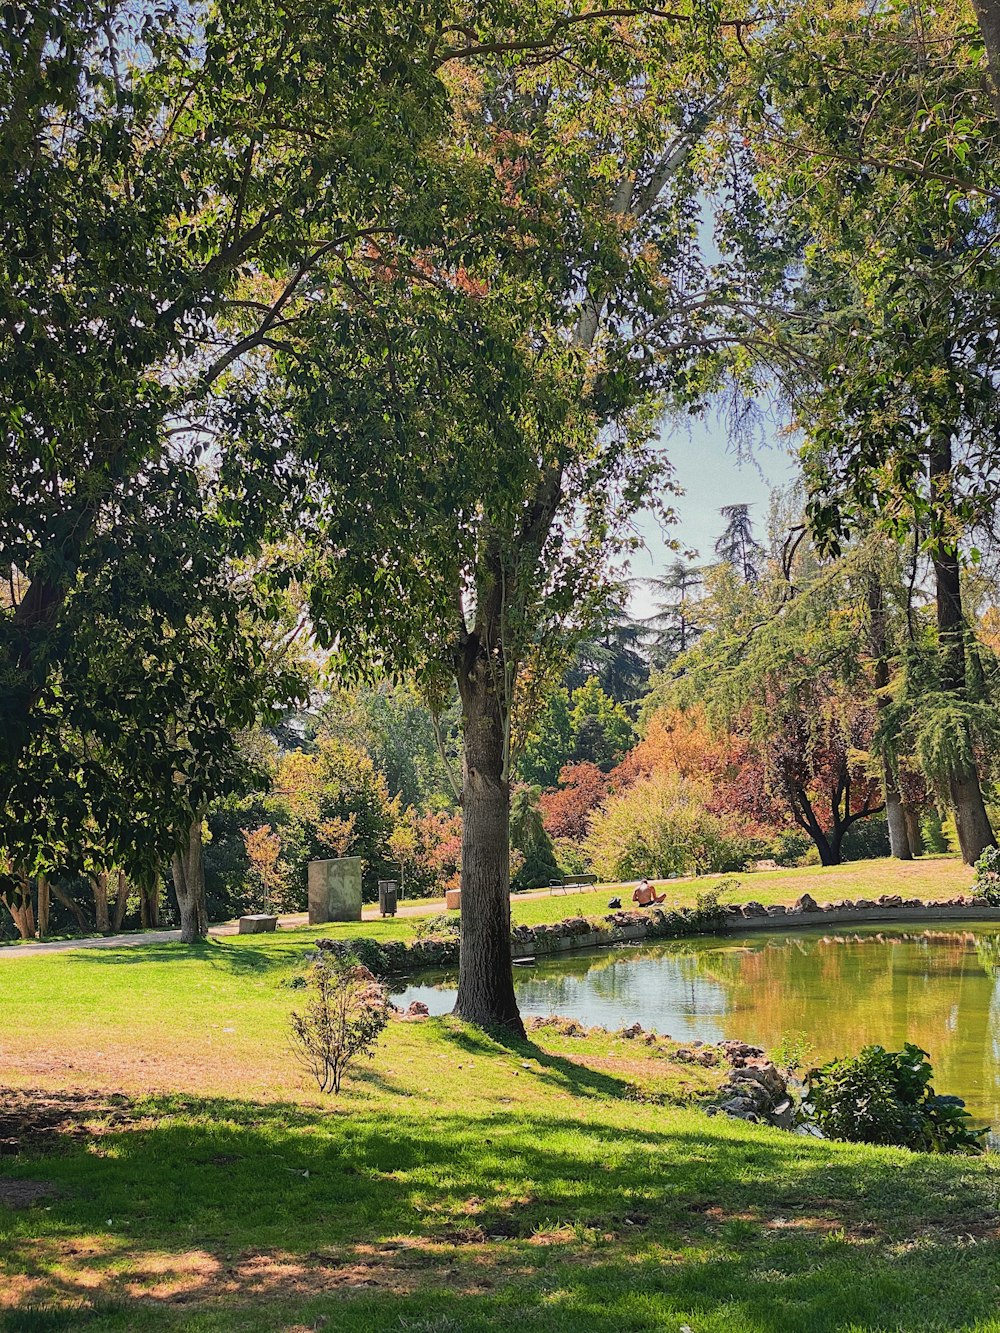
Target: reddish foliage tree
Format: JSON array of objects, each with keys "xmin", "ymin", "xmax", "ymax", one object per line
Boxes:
[{"xmin": 539, "ymin": 763, "xmax": 609, "ymax": 841}]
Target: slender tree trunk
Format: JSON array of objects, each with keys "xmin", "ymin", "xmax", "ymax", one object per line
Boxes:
[
  {"xmin": 112, "ymin": 870, "xmax": 129, "ymax": 933},
  {"xmin": 91, "ymin": 871, "xmax": 110, "ymax": 934},
  {"xmin": 50, "ymin": 880, "xmax": 90, "ymax": 933},
  {"xmin": 885, "ymin": 790, "xmax": 912, "ymax": 860},
  {"xmin": 36, "ymin": 876, "xmax": 50, "ymax": 938},
  {"xmin": 868, "ymin": 574, "xmax": 912, "ymax": 859},
  {"xmin": 453, "ymin": 656, "xmax": 523, "ymax": 1035},
  {"xmin": 171, "ymin": 817, "xmax": 209, "ymax": 944},
  {"xmin": 929, "ymin": 437, "xmax": 995, "ymax": 864},
  {"xmin": 139, "ymin": 874, "xmax": 160, "ymax": 929},
  {"xmin": 903, "ymin": 803, "xmax": 924, "ymax": 857}
]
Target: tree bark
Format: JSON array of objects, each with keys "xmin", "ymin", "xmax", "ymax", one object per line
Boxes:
[
  {"xmin": 139, "ymin": 874, "xmax": 160, "ymax": 929},
  {"xmin": 903, "ymin": 803, "xmax": 924, "ymax": 857},
  {"xmin": 972, "ymin": 0, "xmax": 1000, "ymax": 118},
  {"xmin": 868, "ymin": 574, "xmax": 911, "ymax": 859},
  {"xmin": 929, "ymin": 436, "xmax": 995, "ymax": 864},
  {"xmin": 885, "ymin": 789, "xmax": 912, "ymax": 860},
  {"xmin": 452, "ymin": 653, "xmax": 524, "ymax": 1035},
  {"xmin": 50, "ymin": 880, "xmax": 90, "ymax": 933},
  {"xmin": 36, "ymin": 876, "xmax": 50, "ymax": 939},
  {"xmin": 171, "ymin": 817, "xmax": 209, "ymax": 944},
  {"xmin": 90, "ymin": 871, "xmax": 111, "ymax": 934},
  {"xmin": 1, "ymin": 877, "xmax": 36, "ymax": 939},
  {"xmin": 112, "ymin": 870, "xmax": 129, "ymax": 933}
]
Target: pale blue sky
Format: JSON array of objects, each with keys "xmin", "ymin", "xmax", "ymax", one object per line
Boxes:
[{"xmin": 626, "ymin": 410, "xmax": 799, "ymax": 620}]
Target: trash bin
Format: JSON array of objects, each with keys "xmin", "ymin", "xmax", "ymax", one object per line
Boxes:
[{"xmin": 378, "ymin": 880, "xmax": 398, "ymax": 917}]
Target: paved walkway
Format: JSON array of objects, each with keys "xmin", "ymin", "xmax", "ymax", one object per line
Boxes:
[{"xmin": 0, "ymin": 880, "xmax": 628, "ymax": 958}]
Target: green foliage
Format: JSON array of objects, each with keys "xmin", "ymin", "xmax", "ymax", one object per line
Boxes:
[
  {"xmin": 1, "ymin": 0, "xmax": 441, "ymax": 881},
  {"xmin": 771, "ymin": 1032, "xmax": 815, "ymax": 1075},
  {"xmin": 693, "ymin": 877, "xmax": 741, "ymax": 924},
  {"xmin": 510, "ymin": 786, "xmax": 561, "ymax": 891},
  {"xmin": 311, "ymin": 684, "xmax": 458, "ymax": 809},
  {"xmin": 569, "ymin": 678, "xmax": 636, "ymax": 773},
  {"xmin": 414, "ymin": 914, "xmax": 462, "ymax": 941},
  {"xmin": 804, "ymin": 1044, "xmax": 986, "ymax": 1154},
  {"xmin": 521, "ymin": 689, "xmax": 575, "ymax": 787},
  {"xmin": 973, "ymin": 846, "xmax": 1000, "ymax": 907},
  {"xmin": 289, "ymin": 951, "xmax": 390, "ymax": 1095},
  {"xmin": 585, "ymin": 774, "xmax": 748, "ymax": 882},
  {"xmin": 522, "ymin": 679, "xmax": 635, "ymax": 787}
]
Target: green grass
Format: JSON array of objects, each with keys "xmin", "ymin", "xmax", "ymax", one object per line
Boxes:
[
  {"xmin": 3, "ymin": 911, "xmax": 1000, "ymax": 1330},
  {"xmin": 507, "ymin": 854, "xmax": 973, "ymax": 929}
]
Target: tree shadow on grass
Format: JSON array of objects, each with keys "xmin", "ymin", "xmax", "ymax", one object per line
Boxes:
[
  {"xmin": 436, "ymin": 1019, "xmax": 636, "ymax": 1101},
  {"xmin": 2, "ymin": 1088, "xmax": 1000, "ymax": 1330},
  {"xmin": 65, "ymin": 937, "xmax": 309, "ymax": 978}
]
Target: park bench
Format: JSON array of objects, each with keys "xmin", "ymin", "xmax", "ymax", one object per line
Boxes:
[{"xmin": 548, "ymin": 874, "xmax": 599, "ymax": 895}]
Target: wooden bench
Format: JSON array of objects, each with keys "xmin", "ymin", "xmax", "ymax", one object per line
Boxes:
[{"xmin": 548, "ymin": 874, "xmax": 599, "ymax": 895}]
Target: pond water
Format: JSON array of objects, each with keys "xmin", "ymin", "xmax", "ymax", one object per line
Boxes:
[{"xmin": 394, "ymin": 923, "xmax": 1000, "ymax": 1132}]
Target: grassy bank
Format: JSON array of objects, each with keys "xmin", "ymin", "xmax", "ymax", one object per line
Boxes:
[{"xmin": 3, "ymin": 921, "xmax": 1000, "ymax": 1330}]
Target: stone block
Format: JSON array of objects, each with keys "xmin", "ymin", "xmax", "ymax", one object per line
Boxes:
[
  {"xmin": 307, "ymin": 856, "xmax": 363, "ymax": 924},
  {"xmin": 445, "ymin": 888, "xmax": 462, "ymax": 911},
  {"xmin": 238, "ymin": 914, "xmax": 277, "ymax": 934}
]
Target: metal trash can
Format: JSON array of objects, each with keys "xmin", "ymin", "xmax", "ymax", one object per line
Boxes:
[{"xmin": 377, "ymin": 880, "xmax": 398, "ymax": 917}]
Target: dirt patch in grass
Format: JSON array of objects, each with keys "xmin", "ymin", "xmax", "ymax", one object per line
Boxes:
[
  {"xmin": 0, "ymin": 1088, "xmax": 137, "ymax": 1155},
  {"xmin": 0, "ymin": 1178, "xmax": 58, "ymax": 1209},
  {"xmin": 0, "ymin": 1087, "xmax": 137, "ymax": 1162},
  {"xmin": 2, "ymin": 1238, "xmax": 499, "ymax": 1311}
]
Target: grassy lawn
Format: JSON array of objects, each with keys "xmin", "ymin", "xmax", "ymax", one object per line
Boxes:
[
  {"xmin": 511, "ymin": 853, "xmax": 974, "ymax": 929},
  {"xmin": 3, "ymin": 919, "xmax": 1000, "ymax": 1331}
]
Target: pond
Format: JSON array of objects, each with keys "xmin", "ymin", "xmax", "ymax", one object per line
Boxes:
[{"xmin": 395, "ymin": 922, "xmax": 1000, "ymax": 1132}]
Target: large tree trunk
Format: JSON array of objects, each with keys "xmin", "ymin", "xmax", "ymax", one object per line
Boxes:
[
  {"xmin": 972, "ymin": 0, "xmax": 1000, "ymax": 118},
  {"xmin": 171, "ymin": 818, "xmax": 209, "ymax": 944},
  {"xmin": 453, "ymin": 656, "xmax": 523, "ymax": 1035},
  {"xmin": 1, "ymin": 877, "xmax": 36, "ymax": 939},
  {"xmin": 930, "ymin": 437, "xmax": 995, "ymax": 865}
]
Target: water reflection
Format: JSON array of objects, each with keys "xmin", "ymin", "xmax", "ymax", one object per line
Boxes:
[{"xmin": 395, "ymin": 923, "xmax": 1000, "ymax": 1129}]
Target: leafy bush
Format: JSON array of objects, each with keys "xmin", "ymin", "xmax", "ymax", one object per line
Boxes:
[
  {"xmin": 973, "ymin": 845, "xmax": 1000, "ymax": 907},
  {"xmin": 289, "ymin": 951, "xmax": 390, "ymax": 1094},
  {"xmin": 414, "ymin": 913, "xmax": 462, "ymax": 940},
  {"xmin": 693, "ymin": 877, "xmax": 740, "ymax": 924},
  {"xmin": 771, "ymin": 1031, "xmax": 815, "ymax": 1074},
  {"xmin": 584, "ymin": 774, "xmax": 748, "ymax": 881},
  {"xmin": 803, "ymin": 1043, "xmax": 986, "ymax": 1154}
]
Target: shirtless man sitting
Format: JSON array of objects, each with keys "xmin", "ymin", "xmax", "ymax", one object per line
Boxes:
[{"xmin": 632, "ymin": 878, "xmax": 666, "ymax": 907}]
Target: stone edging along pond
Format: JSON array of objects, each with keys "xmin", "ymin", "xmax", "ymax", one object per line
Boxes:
[{"xmin": 316, "ymin": 892, "xmax": 1000, "ymax": 980}]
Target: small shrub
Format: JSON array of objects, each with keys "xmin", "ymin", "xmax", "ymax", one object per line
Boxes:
[
  {"xmin": 415, "ymin": 913, "xmax": 462, "ymax": 940},
  {"xmin": 771, "ymin": 1031, "xmax": 815, "ymax": 1074},
  {"xmin": 693, "ymin": 877, "xmax": 740, "ymax": 924},
  {"xmin": 803, "ymin": 1043, "xmax": 986, "ymax": 1154},
  {"xmin": 289, "ymin": 951, "xmax": 390, "ymax": 1094},
  {"xmin": 973, "ymin": 845, "xmax": 1000, "ymax": 906}
]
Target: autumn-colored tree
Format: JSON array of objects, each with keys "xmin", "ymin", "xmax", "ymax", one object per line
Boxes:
[
  {"xmin": 241, "ymin": 824, "xmax": 287, "ymax": 914},
  {"xmin": 271, "ymin": 736, "xmax": 399, "ymax": 897},
  {"xmin": 616, "ymin": 707, "xmax": 719, "ymax": 787},
  {"xmin": 539, "ymin": 763, "xmax": 609, "ymax": 842}
]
